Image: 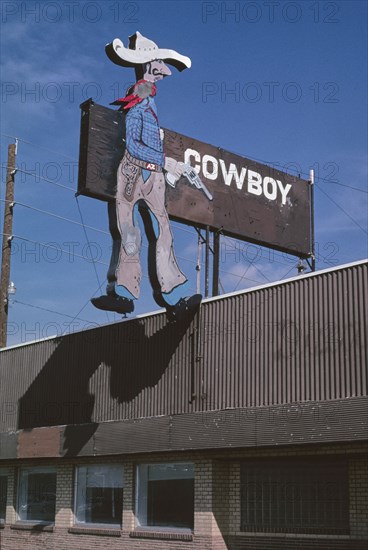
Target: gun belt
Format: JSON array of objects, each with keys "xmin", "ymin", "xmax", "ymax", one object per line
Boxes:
[{"xmin": 124, "ymin": 151, "xmax": 163, "ymax": 172}]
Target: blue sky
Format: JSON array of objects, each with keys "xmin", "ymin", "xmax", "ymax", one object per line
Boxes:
[{"xmin": 1, "ymin": 0, "xmax": 367, "ymax": 347}]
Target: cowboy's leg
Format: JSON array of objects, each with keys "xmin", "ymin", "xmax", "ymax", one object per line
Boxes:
[
  {"xmin": 91, "ymin": 157, "xmax": 143, "ymax": 313},
  {"xmin": 107, "ymin": 200, "xmax": 141, "ymax": 299},
  {"xmin": 141, "ymin": 171, "xmax": 189, "ymax": 305},
  {"xmin": 107, "ymin": 156, "xmax": 144, "ymax": 299},
  {"xmin": 112, "ymin": 195, "xmax": 142, "ymax": 299},
  {"xmin": 106, "ymin": 200, "xmax": 121, "ymax": 289},
  {"xmin": 140, "ymin": 203, "xmax": 192, "ymax": 307}
]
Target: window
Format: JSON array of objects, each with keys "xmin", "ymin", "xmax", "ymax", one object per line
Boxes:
[
  {"xmin": 0, "ymin": 470, "xmax": 7, "ymax": 522},
  {"xmin": 74, "ymin": 465, "xmax": 123, "ymax": 526},
  {"xmin": 241, "ymin": 458, "xmax": 349, "ymax": 534},
  {"xmin": 136, "ymin": 463, "xmax": 194, "ymax": 530},
  {"xmin": 17, "ymin": 467, "xmax": 56, "ymax": 523}
]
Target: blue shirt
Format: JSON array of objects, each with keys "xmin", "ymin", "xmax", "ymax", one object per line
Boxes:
[{"xmin": 125, "ymin": 97, "xmax": 164, "ymax": 166}]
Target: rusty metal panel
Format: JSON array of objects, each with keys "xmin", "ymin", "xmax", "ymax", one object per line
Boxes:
[
  {"xmin": 0, "ymin": 261, "xmax": 367, "ymax": 445},
  {"xmin": 77, "ymin": 100, "xmax": 311, "ymax": 258},
  {"xmin": 18, "ymin": 426, "xmax": 61, "ymax": 459}
]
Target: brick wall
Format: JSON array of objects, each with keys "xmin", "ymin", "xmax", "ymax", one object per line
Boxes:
[
  {"xmin": 122, "ymin": 461, "xmax": 134, "ymax": 532},
  {"xmin": 194, "ymin": 459, "xmax": 213, "ymax": 537},
  {"xmin": 5, "ymin": 466, "xmax": 15, "ymax": 525},
  {"xmin": 1, "ymin": 529, "xmax": 213, "ymax": 550},
  {"xmin": 212, "ymin": 460, "xmax": 230, "ymax": 550},
  {"xmin": 228, "ymin": 462, "xmax": 240, "ymax": 534},
  {"xmin": 0, "ymin": 445, "xmax": 367, "ymax": 550},
  {"xmin": 55, "ymin": 463, "xmax": 73, "ymax": 529}
]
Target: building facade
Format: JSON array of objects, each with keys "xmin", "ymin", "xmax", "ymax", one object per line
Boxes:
[{"xmin": 0, "ymin": 260, "xmax": 367, "ymax": 549}]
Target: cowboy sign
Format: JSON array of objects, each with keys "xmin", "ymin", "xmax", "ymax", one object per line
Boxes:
[{"xmin": 91, "ymin": 32, "xmax": 203, "ymax": 321}]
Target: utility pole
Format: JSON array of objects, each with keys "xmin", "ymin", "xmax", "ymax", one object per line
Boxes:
[{"xmin": 0, "ymin": 143, "xmax": 16, "ymax": 348}]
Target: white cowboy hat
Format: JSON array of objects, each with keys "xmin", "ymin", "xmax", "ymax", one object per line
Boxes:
[{"xmin": 105, "ymin": 31, "xmax": 191, "ymax": 71}]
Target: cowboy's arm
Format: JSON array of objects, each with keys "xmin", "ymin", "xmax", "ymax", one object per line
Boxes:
[
  {"xmin": 125, "ymin": 110, "xmax": 165, "ymax": 166},
  {"xmin": 164, "ymin": 164, "xmax": 213, "ymax": 200}
]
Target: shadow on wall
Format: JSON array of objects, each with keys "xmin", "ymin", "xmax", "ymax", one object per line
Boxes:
[{"xmin": 17, "ymin": 313, "xmax": 196, "ymax": 456}]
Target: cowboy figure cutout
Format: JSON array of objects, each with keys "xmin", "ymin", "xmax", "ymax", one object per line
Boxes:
[{"xmin": 91, "ymin": 32, "xmax": 202, "ymax": 321}]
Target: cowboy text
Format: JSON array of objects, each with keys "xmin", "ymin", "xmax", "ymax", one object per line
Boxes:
[{"xmin": 184, "ymin": 148, "xmax": 292, "ymax": 205}]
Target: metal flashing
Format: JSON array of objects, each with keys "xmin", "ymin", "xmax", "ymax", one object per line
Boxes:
[{"xmin": 0, "ymin": 258, "xmax": 366, "ymax": 352}]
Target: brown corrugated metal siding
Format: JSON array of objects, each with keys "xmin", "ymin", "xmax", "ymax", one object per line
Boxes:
[{"xmin": 0, "ymin": 261, "xmax": 367, "ymax": 436}]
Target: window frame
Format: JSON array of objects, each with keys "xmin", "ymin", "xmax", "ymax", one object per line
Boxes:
[
  {"xmin": 73, "ymin": 464, "xmax": 124, "ymax": 529},
  {"xmin": 240, "ymin": 456, "xmax": 350, "ymax": 535},
  {"xmin": 16, "ymin": 466, "xmax": 57, "ymax": 524},
  {"xmin": 135, "ymin": 462, "xmax": 195, "ymax": 532}
]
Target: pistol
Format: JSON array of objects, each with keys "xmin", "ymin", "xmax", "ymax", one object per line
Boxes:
[{"xmin": 165, "ymin": 164, "xmax": 213, "ymax": 201}]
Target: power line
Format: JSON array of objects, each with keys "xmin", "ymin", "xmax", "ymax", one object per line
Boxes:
[
  {"xmin": 2, "ymin": 197, "xmax": 304, "ymax": 280},
  {"xmin": 171, "ymin": 222, "xmax": 336, "ymax": 270},
  {"xmin": 223, "ymin": 145, "xmax": 368, "ymax": 193},
  {"xmin": 218, "ymin": 266, "xmax": 269, "ymax": 286},
  {"xmin": 171, "ymin": 222, "xmax": 197, "ymax": 236},
  {"xmin": 232, "ymin": 263, "xmax": 263, "ymax": 292},
  {"xmin": 2, "ymin": 137, "xmax": 366, "ymax": 200},
  {"xmin": 2, "ymin": 141, "xmax": 363, "ymax": 305},
  {"xmin": 12, "ymin": 299, "xmax": 95, "ymax": 325},
  {"xmin": 0, "ymin": 199, "xmax": 209, "ymax": 273},
  {"xmin": 75, "ymin": 195, "xmax": 111, "ymax": 323},
  {"xmin": 231, "ymin": 256, "xmax": 271, "ymax": 292},
  {"xmin": 280, "ymin": 262, "xmax": 300, "ymax": 280},
  {"xmin": 0, "ymin": 202, "xmax": 327, "ymax": 289},
  {"xmin": 0, "ymin": 194, "xmax": 358, "ymax": 270},
  {"xmin": 320, "ymin": 180, "xmax": 368, "ymax": 194},
  {"xmin": 61, "ymin": 279, "xmax": 111, "ymax": 335},
  {"xmin": 0, "ymin": 164, "xmax": 75, "ymax": 192},
  {"xmin": 0, "ymin": 229, "xmax": 324, "ymax": 290},
  {"xmin": 1, "ymin": 133, "xmax": 78, "ymax": 161},
  {"xmin": 220, "ymin": 234, "xmax": 303, "ymax": 269},
  {"xmin": 316, "ymin": 184, "xmax": 368, "ymax": 236},
  {"xmin": 0, "ymin": 198, "xmax": 109, "ymax": 235},
  {"xmin": 0, "ymin": 232, "xmax": 109, "ymax": 266},
  {"xmin": 171, "ymin": 222, "xmax": 303, "ymax": 270},
  {"xmin": 2, "ymin": 135, "xmax": 367, "ymax": 195}
]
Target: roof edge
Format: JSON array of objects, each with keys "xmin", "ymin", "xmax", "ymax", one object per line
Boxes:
[{"xmin": 1, "ymin": 258, "xmax": 367, "ymax": 353}]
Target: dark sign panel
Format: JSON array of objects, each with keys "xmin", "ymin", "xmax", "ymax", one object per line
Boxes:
[{"xmin": 78, "ymin": 100, "xmax": 311, "ymax": 257}]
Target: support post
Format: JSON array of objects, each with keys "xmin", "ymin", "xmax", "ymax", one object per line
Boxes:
[
  {"xmin": 205, "ymin": 225, "xmax": 210, "ymax": 298},
  {"xmin": 212, "ymin": 231, "xmax": 220, "ymax": 296},
  {"xmin": 196, "ymin": 231, "xmax": 201, "ymax": 295},
  {"xmin": 0, "ymin": 143, "xmax": 16, "ymax": 348},
  {"xmin": 309, "ymin": 169, "xmax": 315, "ymax": 272}
]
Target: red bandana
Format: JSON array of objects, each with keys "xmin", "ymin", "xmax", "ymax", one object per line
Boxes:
[{"xmin": 111, "ymin": 80, "xmax": 157, "ymax": 110}]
